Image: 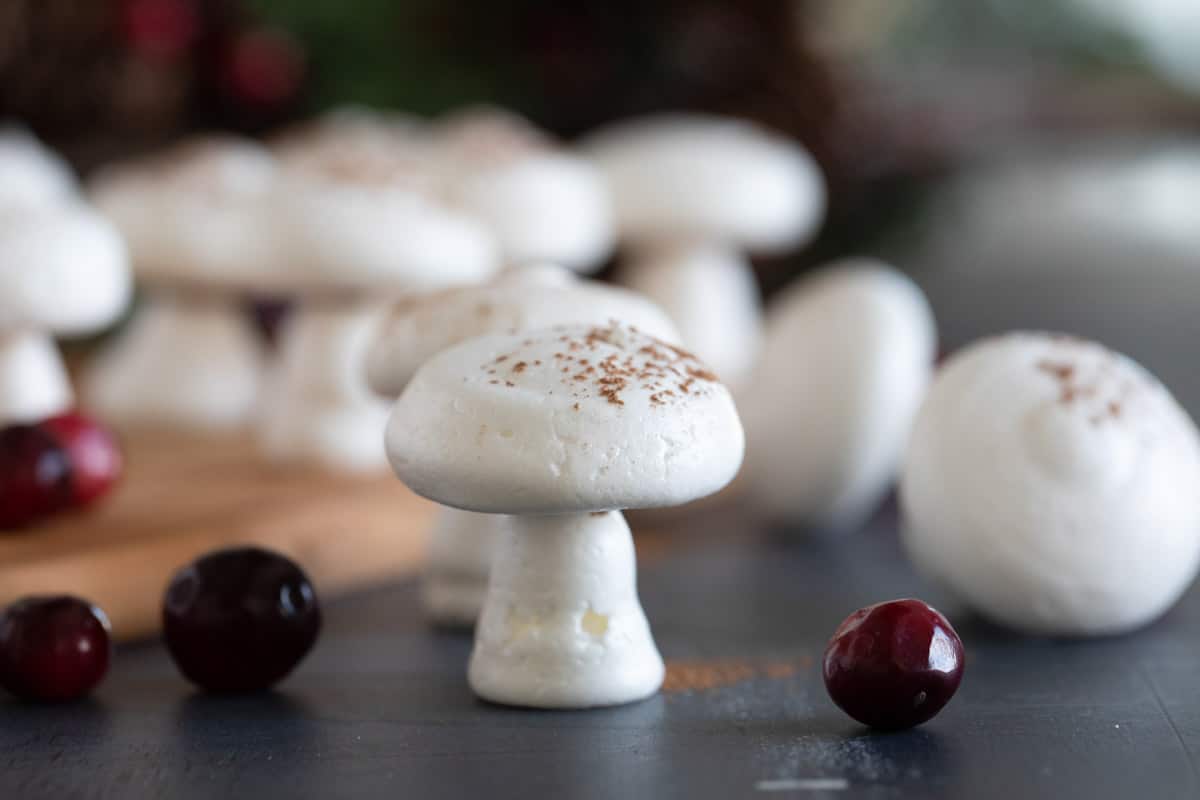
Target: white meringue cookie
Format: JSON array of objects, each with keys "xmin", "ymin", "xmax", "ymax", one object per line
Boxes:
[
  {"xmin": 615, "ymin": 241, "xmax": 762, "ymax": 388},
  {"xmin": 85, "ymin": 137, "xmax": 281, "ymax": 431},
  {"xmin": 386, "ymin": 322, "xmax": 743, "ymax": 707},
  {"xmin": 0, "ymin": 127, "xmax": 77, "ymax": 211},
  {"xmin": 365, "ymin": 265, "xmax": 680, "ymax": 398},
  {"xmin": 260, "ymin": 128, "xmax": 500, "ymax": 471},
  {"xmin": 469, "ymin": 511, "xmax": 664, "ymax": 708},
  {"xmin": 743, "ymin": 261, "xmax": 936, "ymax": 531},
  {"xmin": 901, "ymin": 332, "xmax": 1200, "ymax": 636},
  {"xmin": 432, "ymin": 108, "xmax": 615, "ymax": 272},
  {"xmin": 387, "ymin": 323, "xmax": 744, "ymax": 514},
  {"xmin": 368, "ymin": 264, "xmax": 680, "ymax": 627},
  {"xmin": 0, "ymin": 203, "xmax": 131, "ymax": 424},
  {"xmin": 583, "ymin": 113, "xmax": 825, "ymax": 253}
]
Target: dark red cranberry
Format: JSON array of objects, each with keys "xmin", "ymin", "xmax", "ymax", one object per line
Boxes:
[
  {"xmin": 39, "ymin": 412, "xmax": 122, "ymax": 509},
  {"xmin": 0, "ymin": 424, "xmax": 73, "ymax": 529},
  {"xmin": 163, "ymin": 547, "xmax": 321, "ymax": 692},
  {"xmin": 823, "ymin": 598, "xmax": 964, "ymax": 730},
  {"xmin": 0, "ymin": 596, "xmax": 111, "ymax": 702}
]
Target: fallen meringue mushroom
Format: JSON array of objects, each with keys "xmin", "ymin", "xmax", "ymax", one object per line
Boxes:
[
  {"xmin": 366, "ymin": 264, "xmax": 680, "ymax": 627},
  {"xmin": 584, "ymin": 113, "xmax": 825, "ymax": 387},
  {"xmin": 260, "ymin": 124, "xmax": 499, "ymax": 472},
  {"xmin": 901, "ymin": 332, "xmax": 1200, "ymax": 636},
  {"xmin": 430, "ymin": 106, "xmax": 615, "ymax": 273},
  {"xmin": 743, "ymin": 260, "xmax": 936, "ymax": 532},
  {"xmin": 0, "ymin": 202, "xmax": 131, "ymax": 425},
  {"xmin": 385, "ymin": 322, "xmax": 744, "ymax": 707},
  {"xmin": 85, "ymin": 136, "xmax": 277, "ymax": 431}
]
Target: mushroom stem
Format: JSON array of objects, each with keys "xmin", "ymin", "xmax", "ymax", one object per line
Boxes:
[
  {"xmin": 0, "ymin": 328, "xmax": 72, "ymax": 425},
  {"xmin": 422, "ymin": 508, "xmax": 500, "ymax": 628},
  {"xmin": 620, "ymin": 237, "xmax": 763, "ymax": 390},
  {"xmin": 259, "ymin": 301, "xmax": 390, "ymax": 472},
  {"xmin": 469, "ymin": 510, "xmax": 664, "ymax": 708},
  {"xmin": 83, "ymin": 292, "xmax": 263, "ymax": 430}
]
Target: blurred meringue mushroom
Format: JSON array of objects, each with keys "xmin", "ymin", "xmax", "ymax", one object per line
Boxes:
[
  {"xmin": 902, "ymin": 332, "xmax": 1200, "ymax": 636},
  {"xmin": 260, "ymin": 126, "xmax": 499, "ymax": 472},
  {"xmin": 84, "ymin": 136, "xmax": 278, "ymax": 431},
  {"xmin": 0, "ymin": 203, "xmax": 131, "ymax": 425},
  {"xmin": 430, "ymin": 106, "xmax": 615, "ymax": 272},
  {"xmin": 386, "ymin": 322, "xmax": 744, "ymax": 707},
  {"xmin": 0, "ymin": 127, "xmax": 77, "ymax": 211},
  {"xmin": 366, "ymin": 264, "xmax": 680, "ymax": 627},
  {"xmin": 743, "ymin": 261, "xmax": 936, "ymax": 532},
  {"xmin": 584, "ymin": 113, "xmax": 825, "ymax": 386}
]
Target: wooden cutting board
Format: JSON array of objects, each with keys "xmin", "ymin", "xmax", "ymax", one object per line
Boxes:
[{"xmin": 0, "ymin": 431, "xmax": 434, "ymax": 641}]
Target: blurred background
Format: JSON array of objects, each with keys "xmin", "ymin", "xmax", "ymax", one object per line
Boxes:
[{"xmin": 3, "ymin": 0, "xmax": 1198, "ymax": 407}]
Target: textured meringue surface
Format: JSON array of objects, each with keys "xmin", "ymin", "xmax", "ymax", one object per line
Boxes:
[
  {"xmin": 583, "ymin": 113, "xmax": 825, "ymax": 252},
  {"xmin": 743, "ymin": 261, "xmax": 935, "ymax": 530},
  {"xmin": 386, "ymin": 322, "xmax": 744, "ymax": 513},
  {"xmin": 468, "ymin": 511, "xmax": 664, "ymax": 708},
  {"xmin": 901, "ymin": 332, "xmax": 1200, "ymax": 635},
  {"xmin": 366, "ymin": 268, "xmax": 680, "ymax": 397}
]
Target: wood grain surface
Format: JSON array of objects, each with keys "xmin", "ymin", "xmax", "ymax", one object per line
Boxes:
[{"xmin": 0, "ymin": 431, "xmax": 434, "ymax": 640}]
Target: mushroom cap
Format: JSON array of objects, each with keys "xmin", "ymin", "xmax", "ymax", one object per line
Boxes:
[
  {"xmin": 365, "ymin": 265, "xmax": 681, "ymax": 397},
  {"xmin": 0, "ymin": 127, "xmax": 77, "ymax": 211},
  {"xmin": 386, "ymin": 322, "xmax": 744, "ymax": 514},
  {"xmin": 432, "ymin": 108, "xmax": 615, "ymax": 271},
  {"xmin": 583, "ymin": 113, "xmax": 825, "ymax": 252},
  {"xmin": 272, "ymin": 134, "xmax": 499, "ymax": 294},
  {"xmin": 271, "ymin": 106, "xmax": 426, "ymax": 158},
  {"xmin": 742, "ymin": 261, "xmax": 935, "ymax": 530},
  {"xmin": 901, "ymin": 332, "xmax": 1200, "ymax": 635},
  {"xmin": 89, "ymin": 136, "xmax": 282, "ymax": 291},
  {"xmin": 0, "ymin": 202, "xmax": 131, "ymax": 333}
]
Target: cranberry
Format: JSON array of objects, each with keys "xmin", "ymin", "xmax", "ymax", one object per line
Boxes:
[
  {"xmin": 163, "ymin": 547, "xmax": 321, "ymax": 692},
  {"xmin": 0, "ymin": 424, "xmax": 73, "ymax": 529},
  {"xmin": 40, "ymin": 412, "xmax": 122, "ymax": 509},
  {"xmin": 0, "ymin": 596, "xmax": 111, "ymax": 702},
  {"xmin": 823, "ymin": 598, "xmax": 964, "ymax": 730}
]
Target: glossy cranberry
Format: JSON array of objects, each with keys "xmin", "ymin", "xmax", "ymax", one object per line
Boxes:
[
  {"xmin": 823, "ymin": 598, "xmax": 964, "ymax": 730},
  {"xmin": 0, "ymin": 596, "xmax": 111, "ymax": 702},
  {"xmin": 163, "ymin": 547, "xmax": 321, "ymax": 692},
  {"xmin": 39, "ymin": 412, "xmax": 122, "ymax": 508},
  {"xmin": 0, "ymin": 424, "xmax": 73, "ymax": 529}
]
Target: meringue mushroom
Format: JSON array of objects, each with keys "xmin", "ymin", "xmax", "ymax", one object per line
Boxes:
[
  {"xmin": 901, "ymin": 332, "xmax": 1200, "ymax": 636},
  {"xmin": 743, "ymin": 261, "xmax": 936, "ymax": 531},
  {"xmin": 0, "ymin": 203, "xmax": 131, "ymax": 425},
  {"xmin": 431, "ymin": 107, "xmax": 615, "ymax": 272},
  {"xmin": 386, "ymin": 322, "xmax": 744, "ymax": 707},
  {"xmin": 84, "ymin": 136, "xmax": 278, "ymax": 430},
  {"xmin": 367, "ymin": 264, "xmax": 680, "ymax": 627},
  {"xmin": 260, "ymin": 125, "xmax": 499, "ymax": 472},
  {"xmin": 585, "ymin": 113, "xmax": 825, "ymax": 386}
]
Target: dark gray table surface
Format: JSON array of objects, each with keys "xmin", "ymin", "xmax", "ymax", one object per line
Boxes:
[{"xmin": 3, "ymin": 502, "xmax": 1199, "ymax": 800}]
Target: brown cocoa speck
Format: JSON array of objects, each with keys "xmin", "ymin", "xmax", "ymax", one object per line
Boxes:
[{"xmin": 512, "ymin": 361, "xmax": 528, "ymax": 373}]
